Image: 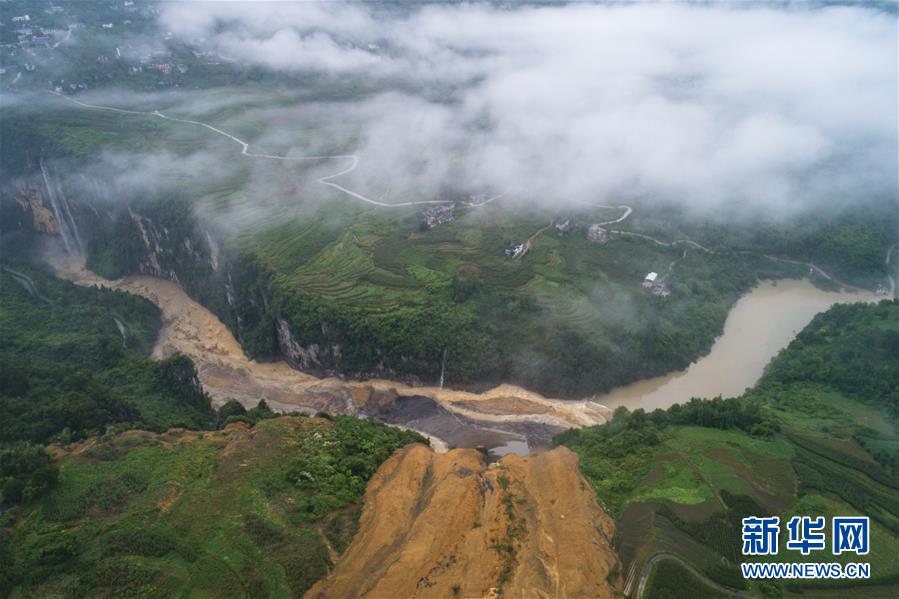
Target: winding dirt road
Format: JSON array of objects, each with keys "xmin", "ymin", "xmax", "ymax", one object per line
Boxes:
[
  {"xmin": 575, "ymin": 202, "xmax": 634, "ymax": 227},
  {"xmin": 514, "ymin": 221, "xmax": 554, "ymax": 260},
  {"xmin": 634, "ymin": 554, "xmax": 759, "ymax": 599},
  {"xmin": 56, "ymin": 90, "xmax": 889, "ymax": 295},
  {"xmin": 611, "ymin": 229, "xmax": 880, "ymax": 294}
]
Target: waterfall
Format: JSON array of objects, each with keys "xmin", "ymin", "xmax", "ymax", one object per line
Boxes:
[
  {"xmin": 39, "ymin": 158, "xmax": 83, "ymax": 255},
  {"xmin": 438, "ymin": 346, "xmax": 448, "ymax": 389},
  {"xmin": 114, "ymin": 317, "xmax": 127, "ymax": 346},
  {"xmin": 57, "ymin": 177, "xmax": 84, "ymax": 254}
]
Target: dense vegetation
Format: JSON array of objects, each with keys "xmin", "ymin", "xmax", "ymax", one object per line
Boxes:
[
  {"xmin": 644, "ymin": 559, "xmax": 732, "ymax": 599},
  {"xmin": 755, "ymin": 301, "xmax": 899, "ymax": 419},
  {"xmin": 0, "ymin": 261, "xmax": 217, "ymax": 514},
  {"xmin": 0, "ymin": 416, "xmax": 425, "ymax": 598},
  {"xmin": 631, "ymin": 200, "xmax": 897, "ymax": 290},
  {"xmin": 0, "ymin": 259, "xmax": 428, "ymax": 597},
  {"xmin": 57, "ymin": 164, "xmax": 890, "ymax": 399},
  {"xmin": 0, "ymin": 263, "xmax": 215, "ymax": 444},
  {"xmin": 3, "ymin": 44, "xmax": 894, "ymax": 399},
  {"xmin": 559, "ymin": 299, "xmax": 899, "ymax": 597},
  {"xmin": 69, "ymin": 188, "xmax": 823, "ymax": 398}
]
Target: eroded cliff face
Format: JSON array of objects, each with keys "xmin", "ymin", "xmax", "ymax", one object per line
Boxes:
[
  {"xmin": 15, "ymin": 189, "xmax": 60, "ymax": 234},
  {"xmin": 307, "ymin": 445, "xmax": 622, "ymax": 599},
  {"xmin": 276, "ymin": 318, "xmax": 341, "ymax": 371}
]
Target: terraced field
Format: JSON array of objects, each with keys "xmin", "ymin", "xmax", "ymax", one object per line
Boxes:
[{"xmin": 17, "ymin": 93, "xmax": 815, "ymax": 394}]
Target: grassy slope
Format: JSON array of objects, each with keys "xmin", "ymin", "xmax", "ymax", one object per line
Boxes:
[
  {"xmin": 560, "ymin": 300, "xmax": 899, "ymax": 597},
  {"xmin": 0, "ymin": 416, "xmax": 426, "ymax": 598}
]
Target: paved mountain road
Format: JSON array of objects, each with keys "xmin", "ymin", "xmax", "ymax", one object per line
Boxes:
[{"xmin": 51, "ymin": 92, "xmax": 446, "ymax": 209}]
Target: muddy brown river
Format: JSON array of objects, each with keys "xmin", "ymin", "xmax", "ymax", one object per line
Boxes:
[
  {"xmin": 44, "ymin": 245, "xmax": 878, "ymax": 453},
  {"xmin": 596, "ymin": 279, "xmax": 879, "ymax": 412}
]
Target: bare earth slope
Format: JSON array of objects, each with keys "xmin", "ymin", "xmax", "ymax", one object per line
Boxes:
[{"xmin": 307, "ymin": 445, "xmax": 623, "ymax": 599}]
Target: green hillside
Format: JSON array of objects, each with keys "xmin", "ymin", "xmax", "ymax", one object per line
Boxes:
[
  {"xmin": 4, "ymin": 96, "xmax": 895, "ymax": 397},
  {"xmin": 0, "ymin": 416, "xmax": 425, "ymax": 598},
  {"xmin": 558, "ymin": 299, "xmax": 899, "ymax": 597},
  {"xmin": 0, "ymin": 260, "xmax": 427, "ymax": 597},
  {"xmin": 0, "ymin": 263, "xmax": 215, "ymax": 441}
]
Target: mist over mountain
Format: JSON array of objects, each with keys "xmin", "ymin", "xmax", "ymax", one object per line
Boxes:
[
  {"xmin": 143, "ymin": 0, "xmax": 898, "ymax": 217},
  {"xmin": 5, "ymin": 0, "xmax": 894, "ymax": 226},
  {"xmin": 2, "ymin": 4, "xmax": 898, "ymax": 597}
]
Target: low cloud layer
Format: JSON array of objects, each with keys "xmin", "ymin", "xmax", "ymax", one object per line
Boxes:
[{"xmin": 146, "ymin": 2, "xmax": 895, "ymax": 216}]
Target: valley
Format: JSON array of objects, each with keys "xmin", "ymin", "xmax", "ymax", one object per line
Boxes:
[
  {"xmin": 5, "ymin": 247, "xmax": 895, "ymax": 598},
  {"xmin": 2, "ymin": 2, "xmax": 896, "ymax": 597},
  {"xmin": 44, "ymin": 244, "xmax": 599, "ymax": 454},
  {"xmin": 41, "ymin": 241, "xmax": 881, "ymax": 456},
  {"xmin": 8, "ymin": 89, "xmax": 892, "ymax": 399}
]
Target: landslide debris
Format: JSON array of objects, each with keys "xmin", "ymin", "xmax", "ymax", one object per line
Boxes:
[{"xmin": 307, "ymin": 445, "xmax": 623, "ymax": 599}]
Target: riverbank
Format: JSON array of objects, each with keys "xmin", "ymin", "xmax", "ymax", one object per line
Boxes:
[
  {"xmin": 41, "ymin": 241, "xmax": 879, "ymax": 451},
  {"xmin": 42, "ymin": 243, "xmax": 592, "ymax": 453},
  {"xmin": 596, "ymin": 278, "xmax": 880, "ymax": 412}
]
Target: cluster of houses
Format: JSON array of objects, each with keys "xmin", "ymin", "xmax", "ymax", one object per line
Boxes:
[
  {"xmin": 128, "ymin": 56, "xmax": 189, "ymax": 76},
  {"xmin": 417, "ymin": 203, "xmax": 456, "ymax": 228},
  {"xmin": 642, "ymin": 272, "xmax": 671, "ymax": 297},
  {"xmin": 2, "ymin": 1, "xmax": 184, "ymax": 89},
  {"xmin": 7, "ymin": 23, "xmax": 66, "ymax": 48},
  {"xmin": 550, "ymin": 218, "xmax": 612, "ymax": 245},
  {"xmin": 53, "ymin": 81, "xmax": 88, "ymax": 93},
  {"xmin": 497, "ymin": 218, "xmax": 613, "ymax": 260}
]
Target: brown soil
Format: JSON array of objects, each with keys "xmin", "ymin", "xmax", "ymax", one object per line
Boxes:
[
  {"xmin": 456, "ymin": 397, "xmax": 552, "ymax": 416},
  {"xmin": 43, "ymin": 249, "xmax": 611, "ymax": 433},
  {"xmin": 17, "ymin": 190, "xmax": 60, "ymax": 234},
  {"xmin": 307, "ymin": 445, "xmax": 623, "ymax": 599}
]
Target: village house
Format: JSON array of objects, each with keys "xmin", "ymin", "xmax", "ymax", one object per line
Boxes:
[
  {"xmin": 417, "ymin": 203, "xmax": 455, "ymax": 228},
  {"xmin": 555, "ymin": 219, "xmax": 571, "ymax": 234},
  {"xmin": 651, "ymin": 280, "xmax": 671, "ymax": 297},
  {"xmin": 505, "ymin": 242, "xmax": 525, "ymax": 258},
  {"xmin": 641, "ymin": 271, "xmax": 671, "ymax": 296},
  {"xmin": 587, "ymin": 224, "xmax": 610, "ymax": 244}
]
